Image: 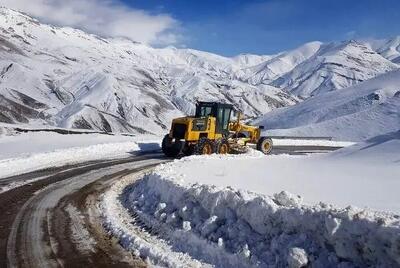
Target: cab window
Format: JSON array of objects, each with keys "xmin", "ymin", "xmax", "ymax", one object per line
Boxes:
[
  {"xmin": 216, "ymin": 107, "xmax": 231, "ymax": 132},
  {"xmin": 223, "ymin": 108, "xmax": 231, "ymax": 129},
  {"xmin": 198, "ymin": 106, "xmax": 212, "ymax": 117}
]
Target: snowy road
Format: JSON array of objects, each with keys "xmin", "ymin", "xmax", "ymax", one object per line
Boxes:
[
  {"xmin": 0, "ymin": 153, "xmax": 168, "ymax": 268},
  {"xmin": 0, "ymin": 135, "xmax": 356, "ymax": 267}
]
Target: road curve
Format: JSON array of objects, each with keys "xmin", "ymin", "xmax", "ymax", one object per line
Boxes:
[
  {"xmin": 0, "ymin": 146, "xmax": 341, "ymax": 267},
  {"xmin": 0, "ymin": 153, "xmax": 168, "ymax": 268}
]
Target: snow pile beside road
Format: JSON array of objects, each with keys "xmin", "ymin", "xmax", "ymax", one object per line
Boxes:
[
  {"xmin": 0, "ymin": 131, "xmax": 158, "ymax": 160},
  {"xmin": 329, "ymin": 130, "xmax": 400, "ymax": 163},
  {"xmin": 102, "ymin": 170, "xmax": 211, "ymax": 268},
  {"xmin": 0, "ymin": 131, "xmax": 160, "ymax": 179},
  {"xmin": 145, "ymin": 153, "xmax": 399, "ymax": 213},
  {"xmin": 122, "ymin": 159, "xmax": 400, "ymax": 267}
]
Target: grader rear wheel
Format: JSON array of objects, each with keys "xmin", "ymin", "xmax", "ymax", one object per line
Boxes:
[
  {"xmin": 256, "ymin": 137, "xmax": 273, "ymax": 155},
  {"xmin": 194, "ymin": 138, "xmax": 215, "ymax": 155},
  {"xmin": 215, "ymin": 138, "xmax": 230, "ymax": 154}
]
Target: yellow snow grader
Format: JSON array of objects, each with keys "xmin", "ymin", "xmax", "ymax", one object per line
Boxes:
[{"xmin": 162, "ymin": 101, "xmax": 273, "ymax": 157}]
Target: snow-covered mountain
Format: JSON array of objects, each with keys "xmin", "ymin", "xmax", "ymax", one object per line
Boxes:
[
  {"xmin": 368, "ymin": 36, "xmax": 400, "ymax": 63},
  {"xmin": 0, "ymin": 7, "xmax": 298, "ymax": 134},
  {"xmin": 0, "ymin": 7, "xmax": 398, "ymax": 134},
  {"xmin": 234, "ymin": 41, "xmax": 324, "ymax": 86},
  {"xmin": 272, "ymin": 41, "xmax": 398, "ymax": 98},
  {"xmin": 255, "ymin": 69, "xmax": 400, "ymax": 141}
]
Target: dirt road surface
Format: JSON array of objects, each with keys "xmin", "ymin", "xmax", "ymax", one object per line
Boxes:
[{"xmin": 0, "ymin": 153, "xmax": 168, "ymax": 268}]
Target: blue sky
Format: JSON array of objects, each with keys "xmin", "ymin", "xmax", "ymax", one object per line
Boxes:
[
  {"xmin": 122, "ymin": 0, "xmax": 400, "ymax": 56},
  {"xmin": 3, "ymin": 0, "xmax": 399, "ymax": 56}
]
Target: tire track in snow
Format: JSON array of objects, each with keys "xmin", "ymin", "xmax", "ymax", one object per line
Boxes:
[{"xmin": 0, "ymin": 153, "xmax": 166, "ymax": 267}]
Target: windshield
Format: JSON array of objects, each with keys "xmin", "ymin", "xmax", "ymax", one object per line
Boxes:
[{"xmin": 196, "ymin": 105, "xmax": 213, "ymax": 117}]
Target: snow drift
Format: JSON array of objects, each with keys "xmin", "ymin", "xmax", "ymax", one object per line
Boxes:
[
  {"xmin": 118, "ymin": 160, "xmax": 400, "ymax": 267},
  {"xmin": 0, "ymin": 131, "xmax": 160, "ymax": 188},
  {"xmin": 256, "ymin": 69, "xmax": 400, "ymax": 141},
  {"xmin": 329, "ymin": 129, "xmax": 400, "ymax": 163}
]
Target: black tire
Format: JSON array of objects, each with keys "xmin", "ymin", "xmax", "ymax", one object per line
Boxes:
[
  {"xmin": 215, "ymin": 138, "xmax": 230, "ymax": 154},
  {"xmin": 162, "ymin": 134, "xmax": 183, "ymax": 157},
  {"xmin": 183, "ymin": 144, "xmax": 194, "ymax": 156},
  {"xmin": 194, "ymin": 138, "xmax": 215, "ymax": 155},
  {"xmin": 257, "ymin": 137, "xmax": 273, "ymax": 155}
]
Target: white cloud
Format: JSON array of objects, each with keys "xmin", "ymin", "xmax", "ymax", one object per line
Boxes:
[{"xmin": 0, "ymin": 0, "xmax": 182, "ymax": 46}]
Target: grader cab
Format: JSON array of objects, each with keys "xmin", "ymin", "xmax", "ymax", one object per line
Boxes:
[{"xmin": 162, "ymin": 101, "xmax": 273, "ymax": 157}]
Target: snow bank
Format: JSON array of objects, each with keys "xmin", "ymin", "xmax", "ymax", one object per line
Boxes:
[
  {"xmin": 0, "ymin": 132, "xmax": 160, "ymax": 190},
  {"xmin": 329, "ymin": 130, "xmax": 400, "ymax": 163},
  {"xmin": 0, "ymin": 131, "xmax": 157, "ymax": 160},
  {"xmin": 141, "ymin": 152, "xmax": 400, "ymax": 213},
  {"xmin": 102, "ymin": 170, "xmax": 210, "ymax": 268},
  {"xmin": 123, "ymin": 167, "xmax": 400, "ymax": 267}
]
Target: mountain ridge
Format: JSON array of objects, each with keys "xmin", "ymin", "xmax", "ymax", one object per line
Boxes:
[{"xmin": 0, "ymin": 7, "xmax": 398, "ymax": 134}]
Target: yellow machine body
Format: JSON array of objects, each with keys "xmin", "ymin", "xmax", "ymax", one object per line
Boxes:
[
  {"xmin": 162, "ymin": 102, "xmax": 272, "ymax": 157},
  {"xmin": 168, "ymin": 116, "xmax": 224, "ymax": 143}
]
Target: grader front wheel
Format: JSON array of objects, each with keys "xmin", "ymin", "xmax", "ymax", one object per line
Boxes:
[
  {"xmin": 215, "ymin": 139, "xmax": 230, "ymax": 154},
  {"xmin": 162, "ymin": 134, "xmax": 184, "ymax": 157},
  {"xmin": 257, "ymin": 137, "xmax": 273, "ymax": 155}
]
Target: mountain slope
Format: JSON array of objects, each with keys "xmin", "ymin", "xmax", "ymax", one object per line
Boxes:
[
  {"xmin": 0, "ymin": 7, "xmax": 299, "ymax": 133},
  {"xmin": 368, "ymin": 36, "xmax": 400, "ymax": 63},
  {"xmin": 272, "ymin": 41, "xmax": 398, "ymax": 98},
  {"xmin": 0, "ymin": 7, "xmax": 398, "ymax": 135},
  {"xmin": 235, "ymin": 41, "xmax": 323, "ymax": 85},
  {"xmin": 255, "ymin": 69, "xmax": 400, "ymax": 141}
]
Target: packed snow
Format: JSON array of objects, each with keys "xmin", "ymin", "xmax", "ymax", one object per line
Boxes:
[
  {"xmin": 105, "ymin": 144, "xmax": 400, "ymax": 267},
  {"xmin": 133, "ymin": 147, "xmax": 400, "ymax": 214},
  {"xmin": 65, "ymin": 204, "xmax": 97, "ymax": 253}
]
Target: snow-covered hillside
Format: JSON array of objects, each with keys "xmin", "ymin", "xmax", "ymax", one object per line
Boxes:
[
  {"xmin": 272, "ymin": 41, "xmax": 398, "ymax": 97},
  {"xmin": 256, "ymin": 69, "xmax": 400, "ymax": 141},
  {"xmin": 0, "ymin": 7, "xmax": 298, "ymax": 134},
  {"xmin": 368, "ymin": 36, "xmax": 400, "ymax": 63},
  {"xmin": 0, "ymin": 7, "xmax": 398, "ymax": 134},
  {"xmin": 235, "ymin": 41, "xmax": 323, "ymax": 86}
]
